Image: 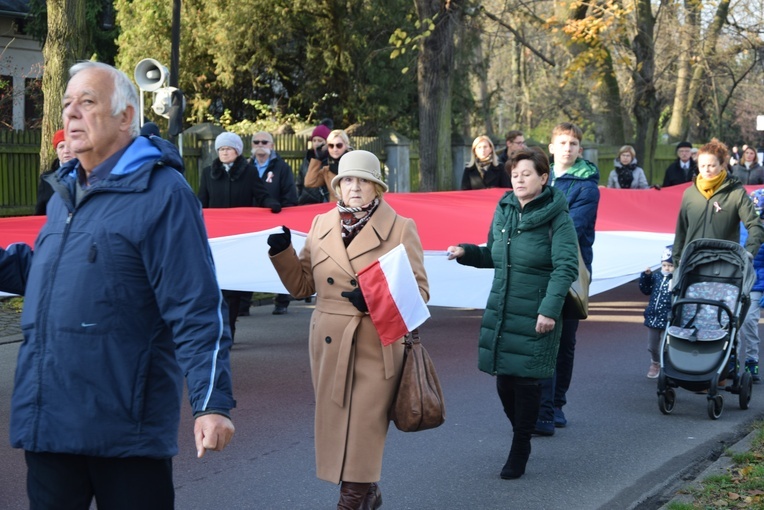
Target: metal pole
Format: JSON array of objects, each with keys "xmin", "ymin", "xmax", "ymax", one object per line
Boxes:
[{"xmin": 171, "ymin": 0, "xmax": 180, "ymax": 89}]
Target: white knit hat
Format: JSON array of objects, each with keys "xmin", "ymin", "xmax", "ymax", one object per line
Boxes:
[
  {"xmin": 215, "ymin": 132, "xmax": 243, "ymax": 156},
  {"xmin": 330, "ymin": 150, "xmax": 388, "ymax": 192}
]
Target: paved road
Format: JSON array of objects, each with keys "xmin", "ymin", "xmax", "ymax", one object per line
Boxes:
[{"xmin": 1, "ymin": 284, "xmax": 762, "ymax": 509}]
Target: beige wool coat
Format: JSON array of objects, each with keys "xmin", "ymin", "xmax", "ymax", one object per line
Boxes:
[{"xmin": 270, "ymin": 199, "xmax": 429, "ymax": 484}]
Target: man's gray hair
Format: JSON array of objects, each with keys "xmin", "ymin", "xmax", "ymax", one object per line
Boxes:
[{"xmin": 69, "ymin": 61, "xmax": 141, "ymax": 138}]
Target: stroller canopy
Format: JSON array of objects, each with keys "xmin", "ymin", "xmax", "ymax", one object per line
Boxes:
[{"xmin": 674, "ymin": 238, "xmax": 756, "ymax": 296}]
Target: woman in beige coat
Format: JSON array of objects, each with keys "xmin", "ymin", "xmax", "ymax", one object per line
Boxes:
[{"xmin": 268, "ymin": 150, "xmax": 429, "ymax": 510}]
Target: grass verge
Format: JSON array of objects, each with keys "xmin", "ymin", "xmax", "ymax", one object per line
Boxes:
[
  {"xmin": 667, "ymin": 420, "xmax": 764, "ymax": 509},
  {"xmin": 0, "ymin": 297, "xmax": 24, "ymax": 313}
]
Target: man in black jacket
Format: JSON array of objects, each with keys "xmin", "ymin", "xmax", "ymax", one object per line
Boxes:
[
  {"xmin": 662, "ymin": 141, "xmax": 697, "ymax": 187},
  {"xmin": 250, "ymin": 131, "xmax": 298, "ymax": 315}
]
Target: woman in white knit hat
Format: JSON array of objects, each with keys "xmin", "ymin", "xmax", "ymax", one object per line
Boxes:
[
  {"xmin": 267, "ymin": 150, "xmax": 429, "ymax": 510},
  {"xmin": 198, "ymin": 131, "xmax": 280, "ymax": 342}
]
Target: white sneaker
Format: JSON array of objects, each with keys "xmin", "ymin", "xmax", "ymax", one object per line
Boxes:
[{"xmin": 647, "ymin": 362, "xmax": 660, "ymax": 379}]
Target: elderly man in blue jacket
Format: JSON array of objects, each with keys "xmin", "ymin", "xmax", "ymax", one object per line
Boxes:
[{"xmin": 0, "ymin": 61, "xmax": 235, "ymax": 509}]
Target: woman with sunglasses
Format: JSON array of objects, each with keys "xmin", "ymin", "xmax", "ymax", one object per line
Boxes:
[{"xmin": 304, "ymin": 129, "xmax": 352, "ymax": 202}]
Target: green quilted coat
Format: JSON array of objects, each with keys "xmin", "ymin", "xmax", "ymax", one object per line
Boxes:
[{"xmin": 459, "ymin": 186, "xmax": 580, "ymax": 378}]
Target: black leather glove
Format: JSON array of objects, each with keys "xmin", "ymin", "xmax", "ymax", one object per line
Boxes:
[
  {"xmin": 341, "ymin": 287, "xmax": 368, "ymax": 313},
  {"xmin": 267, "ymin": 226, "xmax": 291, "ymax": 255},
  {"xmin": 270, "ymin": 203, "xmax": 282, "ymax": 214},
  {"xmin": 314, "ymin": 143, "xmax": 328, "ymax": 161}
]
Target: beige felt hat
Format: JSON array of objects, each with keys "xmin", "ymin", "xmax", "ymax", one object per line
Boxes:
[{"xmin": 330, "ymin": 150, "xmax": 388, "ymax": 192}]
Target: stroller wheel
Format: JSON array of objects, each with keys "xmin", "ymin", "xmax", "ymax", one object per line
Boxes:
[
  {"xmin": 707, "ymin": 394, "xmax": 724, "ymax": 420},
  {"xmin": 659, "ymin": 388, "xmax": 676, "ymax": 415},
  {"xmin": 739, "ymin": 371, "xmax": 753, "ymax": 410}
]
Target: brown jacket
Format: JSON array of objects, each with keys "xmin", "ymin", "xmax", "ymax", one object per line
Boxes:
[
  {"xmin": 270, "ymin": 199, "xmax": 429, "ymax": 483},
  {"xmin": 304, "ymin": 158, "xmax": 340, "ymax": 202}
]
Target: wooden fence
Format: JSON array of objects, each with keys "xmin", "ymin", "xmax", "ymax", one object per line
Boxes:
[{"xmin": 0, "ymin": 130, "xmax": 42, "ymax": 208}]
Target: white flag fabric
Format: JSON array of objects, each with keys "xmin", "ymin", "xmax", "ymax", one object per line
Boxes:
[{"xmin": 357, "ymin": 244, "xmax": 430, "ymax": 345}]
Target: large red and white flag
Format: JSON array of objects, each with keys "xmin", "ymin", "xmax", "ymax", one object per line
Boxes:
[
  {"xmin": 356, "ymin": 244, "xmax": 430, "ymax": 346},
  {"xmin": 6, "ymin": 183, "xmax": 759, "ymax": 306}
]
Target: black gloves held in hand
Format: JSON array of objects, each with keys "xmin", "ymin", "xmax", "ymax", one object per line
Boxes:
[
  {"xmin": 314, "ymin": 144, "xmax": 328, "ymax": 161},
  {"xmin": 341, "ymin": 287, "xmax": 368, "ymax": 313},
  {"xmin": 270, "ymin": 203, "xmax": 282, "ymax": 214},
  {"xmin": 267, "ymin": 226, "xmax": 291, "ymax": 255}
]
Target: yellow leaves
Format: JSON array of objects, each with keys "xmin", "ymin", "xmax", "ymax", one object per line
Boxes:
[{"xmin": 738, "ymin": 465, "xmax": 755, "ymax": 477}]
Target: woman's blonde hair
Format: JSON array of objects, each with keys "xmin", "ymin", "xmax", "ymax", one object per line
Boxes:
[
  {"xmin": 618, "ymin": 145, "xmax": 636, "ymax": 159},
  {"xmin": 327, "ymin": 129, "xmax": 352, "ymax": 151},
  {"xmin": 467, "ymin": 135, "xmax": 498, "ymax": 168}
]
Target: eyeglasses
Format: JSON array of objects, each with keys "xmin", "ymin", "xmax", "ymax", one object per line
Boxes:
[
  {"xmin": 217, "ymin": 147, "xmax": 236, "ymax": 152},
  {"xmin": 328, "ymin": 143, "xmax": 344, "ymax": 149},
  {"xmin": 510, "ymin": 139, "xmax": 526, "ymax": 145},
  {"xmin": 252, "ymin": 140, "xmax": 270, "ymax": 145}
]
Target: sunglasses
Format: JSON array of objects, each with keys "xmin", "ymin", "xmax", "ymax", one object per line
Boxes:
[
  {"xmin": 328, "ymin": 143, "xmax": 344, "ymax": 149},
  {"xmin": 252, "ymin": 140, "xmax": 270, "ymax": 145}
]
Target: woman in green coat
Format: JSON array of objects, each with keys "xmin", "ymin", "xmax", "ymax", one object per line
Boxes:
[{"xmin": 447, "ymin": 147, "xmax": 579, "ymax": 480}]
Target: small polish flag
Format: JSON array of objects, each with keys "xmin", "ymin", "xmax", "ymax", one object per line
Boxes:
[{"xmin": 357, "ymin": 244, "xmax": 430, "ymax": 346}]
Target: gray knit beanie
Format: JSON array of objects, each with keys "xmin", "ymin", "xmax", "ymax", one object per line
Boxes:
[{"xmin": 215, "ymin": 132, "xmax": 243, "ymax": 156}]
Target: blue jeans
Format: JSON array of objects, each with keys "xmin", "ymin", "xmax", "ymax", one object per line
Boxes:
[{"xmin": 538, "ymin": 312, "xmax": 580, "ymax": 421}]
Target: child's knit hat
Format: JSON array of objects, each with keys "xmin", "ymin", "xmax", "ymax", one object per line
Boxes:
[{"xmin": 661, "ymin": 246, "xmax": 673, "ymax": 264}]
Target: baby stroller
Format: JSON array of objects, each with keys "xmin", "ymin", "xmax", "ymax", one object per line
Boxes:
[{"xmin": 657, "ymin": 238, "xmax": 755, "ymax": 419}]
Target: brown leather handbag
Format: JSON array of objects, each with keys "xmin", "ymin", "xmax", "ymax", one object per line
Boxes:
[{"xmin": 389, "ymin": 329, "xmax": 446, "ymax": 432}]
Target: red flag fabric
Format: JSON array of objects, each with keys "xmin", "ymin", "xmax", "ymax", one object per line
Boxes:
[{"xmin": 356, "ymin": 244, "xmax": 430, "ymax": 345}]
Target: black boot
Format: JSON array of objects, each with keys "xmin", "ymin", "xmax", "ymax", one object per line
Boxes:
[
  {"xmin": 338, "ymin": 482, "xmax": 372, "ymax": 510},
  {"xmin": 496, "ymin": 375, "xmax": 516, "ymax": 427},
  {"xmin": 500, "ymin": 379, "xmax": 541, "ymax": 480},
  {"xmin": 360, "ymin": 483, "xmax": 382, "ymax": 510}
]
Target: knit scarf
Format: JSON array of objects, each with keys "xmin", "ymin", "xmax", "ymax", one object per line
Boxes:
[
  {"xmin": 616, "ymin": 163, "xmax": 636, "ymax": 189},
  {"xmin": 476, "ymin": 156, "xmax": 492, "ymax": 179},
  {"xmin": 696, "ymin": 169, "xmax": 727, "ymax": 200},
  {"xmin": 338, "ymin": 198, "xmax": 380, "ymax": 246}
]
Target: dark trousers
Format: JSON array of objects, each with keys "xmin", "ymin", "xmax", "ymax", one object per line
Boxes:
[
  {"xmin": 238, "ymin": 292, "xmax": 253, "ymax": 315},
  {"xmin": 538, "ymin": 300, "xmax": 580, "ymax": 421},
  {"xmin": 223, "ymin": 290, "xmax": 248, "ymax": 341},
  {"xmin": 274, "ymin": 293, "xmax": 291, "ymax": 307},
  {"xmin": 25, "ymin": 451, "xmax": 173, "ymax": 510}
]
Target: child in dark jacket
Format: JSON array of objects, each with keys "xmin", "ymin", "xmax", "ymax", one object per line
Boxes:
[{"xmin": 639, "ymin": 247, "xmax": 674, "ymax": 378}]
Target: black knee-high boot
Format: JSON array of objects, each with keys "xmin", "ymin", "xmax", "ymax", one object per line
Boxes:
[
  {"xmin": 496, "ymin": 375, "xmax": 516, "ymax": 426},
  {"xmin": 501, "ymin": 379, "xmax": 541, "ymax": 480}
]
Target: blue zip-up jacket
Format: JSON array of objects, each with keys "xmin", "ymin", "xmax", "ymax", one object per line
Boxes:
[
  {"xmin": 550, "ymin": 158, "xmax": 600, "ymax": 274},
  {"xmin": 639, "ymin": 271, "xmax": 673, "ymax": 329},
  {"xmin": 1, "ymin": 135, "xmax": 235, "ymax": 458},
  {"xmin": 740, "ymin": 222, "xmax": 764, "ymax": 292}
]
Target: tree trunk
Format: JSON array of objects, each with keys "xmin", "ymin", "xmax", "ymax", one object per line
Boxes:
[
  {"xmin": 415, "ymin": 0, "xmax": 460, "ymax": 191},
  {"xmin": 555, "ymin": 0, "xmax": 625, "ymax": 144},
  {"xmin": 632, "ymin": 0, "xmax": 661, "ymax": 184},
  {"xmin": 666, "ymin": 0, "xmax": 700, "ymax": 141},
  {"xmin": 40, "ymin": 0, "xmax": 88, "ymax": 172},
  {"xmin": 683, "ymin": 0, "xmax": 730, "ymax": 139}
]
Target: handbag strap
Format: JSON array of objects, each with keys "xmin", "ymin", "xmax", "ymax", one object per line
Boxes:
[{"xmin": 405, "ymin": 328, "xmax": 421, "ymax": 346}]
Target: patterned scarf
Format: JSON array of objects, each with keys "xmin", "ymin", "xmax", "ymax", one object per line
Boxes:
[
  {"xmin": 338, "ymin": 198, "xmax": 380, "ymax": 246},
  {"xmin": 696, "ymin": 168, "xmax": 727, "ymax": 200},
  {"xmin": 616, "ymin": 162, "xmax": 636, "ymax": 189}
]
